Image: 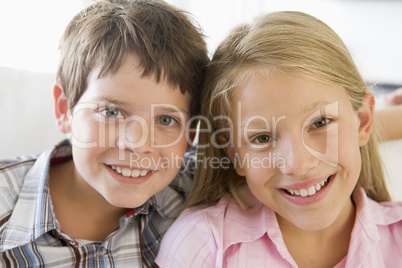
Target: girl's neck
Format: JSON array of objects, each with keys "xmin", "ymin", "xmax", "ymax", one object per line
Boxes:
[{"xmin": 277, "ymin": 199, "xmax": 356, "ymax": 268}]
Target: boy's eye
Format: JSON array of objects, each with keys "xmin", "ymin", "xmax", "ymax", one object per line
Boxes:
[
  {"xmin": 311, "ymin": 117, "xmax": 331, "ymax": 129},
  {"xmin": 101, "ymin": 107, "xmax": 123, "ymax": 119},
  {"xmin": 157, "ymin": 115, "xmax": 176, "ymax": 126}
]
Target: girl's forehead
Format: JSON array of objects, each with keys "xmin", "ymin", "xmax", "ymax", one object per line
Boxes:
[{"xmin": 231, "ymin": 71, "xmax": 351, "ymax": 119}]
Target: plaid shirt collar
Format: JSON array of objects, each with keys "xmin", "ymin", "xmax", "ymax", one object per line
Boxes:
[
  {"xmin": 1, "ymin": 145, "xmax": 55, "ymax": 251},
  {"xmin": 1, "ymin": 139, "xmax": 185, "ymax": 252}
]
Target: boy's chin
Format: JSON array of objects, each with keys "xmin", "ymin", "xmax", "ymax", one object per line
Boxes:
[{"xmin": 104, "ymin": 193, "xmax": 155, "ymax": 210}]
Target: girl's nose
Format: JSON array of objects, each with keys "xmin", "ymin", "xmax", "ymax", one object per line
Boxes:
[{"xmin": 277, "ymin": 135, "xmax": 319, "ymax": 177}]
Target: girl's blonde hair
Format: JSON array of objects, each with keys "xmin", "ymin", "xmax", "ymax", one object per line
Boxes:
[{"xmin": 186, "ymin": 11, "xmax": 390, "ymax": 209}]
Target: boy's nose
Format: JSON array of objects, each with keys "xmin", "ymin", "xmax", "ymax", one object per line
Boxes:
[
  {"xmin": 277, "ymin": 136, "xmax": 319, "ymax": 177},
  {"xmin": 116, "ymin": 117, "xmax": 155, "ymax": 154}
]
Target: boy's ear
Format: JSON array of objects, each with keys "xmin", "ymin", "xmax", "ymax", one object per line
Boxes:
[
  {"xmin": 217, "ymin": 135, "xmax": 246, "ymax": 177},
  {"xmin": 53, "ymin": 83, "xmax": 71, "ymax": 134},
  {"xmin": 357, "ymin": 93, "xmax": 375, "ymax": 146}
]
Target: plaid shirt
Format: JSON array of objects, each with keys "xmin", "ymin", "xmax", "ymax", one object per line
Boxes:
[{"xmin": 0, "ymin": 140, "xmax": 194, "ymax": 267}]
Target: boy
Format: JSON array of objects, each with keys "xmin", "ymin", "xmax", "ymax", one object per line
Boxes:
[{"xmin": 0, "ymin": 0, "xmax": 208, "ymax": 267}]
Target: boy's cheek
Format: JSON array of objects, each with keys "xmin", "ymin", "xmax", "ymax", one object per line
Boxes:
[{"xmin": 70, "ymin": 115, "xmax": 103, "ymax": 147}]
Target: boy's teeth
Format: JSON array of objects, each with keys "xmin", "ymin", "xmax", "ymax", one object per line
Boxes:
[
  {"xmin": 110, "ymin": 166, "xmax": 151, "ymax": 178},
  {"xmin": 131, "ymin": 170, "xmax": 140, "ymax": 177},
  {"xmin": 285, "ymin": 177, "xmax": 329, "ymax": 197}
]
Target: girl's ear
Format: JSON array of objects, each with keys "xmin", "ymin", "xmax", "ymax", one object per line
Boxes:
[
  {"xmin": 357, "ymin": 93, "xmax": 375, "ymax": 146},
  {"xmin": 217, "ymin": 135, "xmax": 246, "ymax": 177},
  {"xmin": 53, "ymin": 83, "xmax": 71, "ymax": 134}
]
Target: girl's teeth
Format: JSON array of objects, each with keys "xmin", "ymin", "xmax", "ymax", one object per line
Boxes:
[
  {"xmin": 140, "ymin": 170, "xmax": 148, "ymax": 176},
  {"xmin": 289, "ymin": 189, "xmax": 295, "ymax": 195},
  {"xmin": 300, "ymin": 189, "xmax": 308, "ymax": 197},
  {"xmin": 308, "ymin": 186, "xmax": 316, "ymax": 196},
  {"xmin": 315, "ymin": 183, "xmax": 321, "ymax": 191},
  {"xmin": 285, "ymin": 177, "xmax": 329, "ymax": 197}
]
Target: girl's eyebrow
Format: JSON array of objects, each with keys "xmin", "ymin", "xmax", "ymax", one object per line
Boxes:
[
  {"xmin": 241, "ymin": 118, "xmax": 272, "ymax": 129},
  {"xmin": 303, "ymin": 100, "xmax": 333, "ymax": 115},
  {"xmin": 240, "ymin": 100, "xmax": 335, "ymax": 128}
]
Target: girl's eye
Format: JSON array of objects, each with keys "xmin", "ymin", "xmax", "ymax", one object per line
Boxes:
[
  {"xmin": 311, "ymin": 117, "xmax": 331, "ymax": 129},
  {"xmin": 157, "ymin": 115, "xmax": 176, "ymax": 126},
  {"xmin": 254, "ymin": 135, "xmax": 271, "ymax": 144},
  {"xmin": 101, "ymin": 107, "xmax": 123, "ymax": 119}
]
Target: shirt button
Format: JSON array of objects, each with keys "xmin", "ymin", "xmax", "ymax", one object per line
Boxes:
[{"xmin": 100, "ymin": 247, "xmax": 108, "ymax": 255}]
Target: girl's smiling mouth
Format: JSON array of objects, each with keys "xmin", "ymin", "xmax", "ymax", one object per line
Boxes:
[
  {"xmin": 279, "ymin": 174, "xmax": 336, "ymax": 206},
  {"xmin": 284, "ymin": 177, "xmax": 330, "ymax": 197}
]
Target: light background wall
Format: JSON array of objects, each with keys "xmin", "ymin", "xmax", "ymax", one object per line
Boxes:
[{"xmin": 1, "ymin": 0, "xmax": 401, "ymax": 83}]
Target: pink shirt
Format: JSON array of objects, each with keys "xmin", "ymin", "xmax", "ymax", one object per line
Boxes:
[{"xmin": 156, "ymin": 187, "xmax": 402, "ymax": 267}]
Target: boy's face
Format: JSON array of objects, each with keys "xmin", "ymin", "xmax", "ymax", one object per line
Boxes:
[{"xmin": 60, "ymin": 53, "xmax": 191, "ymax": 208}]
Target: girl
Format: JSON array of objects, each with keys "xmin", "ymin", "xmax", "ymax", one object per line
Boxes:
[{"xmin": 155, "ymin": 11, "xmax": 402, "ymax": 267}]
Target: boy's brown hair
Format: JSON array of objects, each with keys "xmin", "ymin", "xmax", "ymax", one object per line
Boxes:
[{"xmin": 57, "ymin": 0, "xmax": 209, "ymax": 117}]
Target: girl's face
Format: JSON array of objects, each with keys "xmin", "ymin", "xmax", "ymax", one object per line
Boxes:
[{"xmin": 226, "ymin": 70, "xmax": 374, "ymax": 232}]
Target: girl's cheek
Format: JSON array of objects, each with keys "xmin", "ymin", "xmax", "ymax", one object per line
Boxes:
[{"xmin": 302, "ymin": 125, "xmax": 340, "ymax": 167}]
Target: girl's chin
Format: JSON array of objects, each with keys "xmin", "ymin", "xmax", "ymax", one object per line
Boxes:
[{"xmin": 277, "ymin": 211, "xmax": 337, "ymax": 232}]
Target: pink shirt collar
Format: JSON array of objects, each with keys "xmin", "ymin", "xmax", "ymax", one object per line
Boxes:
[{"xmin": 221, "ymin": 187, "xmax": 402, "ymax": 266}]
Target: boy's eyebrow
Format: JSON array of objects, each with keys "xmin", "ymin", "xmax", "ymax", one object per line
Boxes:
[
  {"xmin": 95, "ymin": 96, "xmax": 190, "ymax": 115},
  {"xmin": 96, "ymin": 96, "xmax": 131, "ymax": 107},
  {"xmin": 153, "ymin": 106, "xmax": 190, "ymax": 116}
]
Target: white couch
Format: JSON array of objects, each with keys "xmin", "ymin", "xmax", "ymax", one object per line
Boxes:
[
  {"xmin": 0, "ymin": 67, "xmax": 65, "ymax": 158},
  {"xmin": 0, "ymin": 66, "xmax": 401, "ymax": 200}
]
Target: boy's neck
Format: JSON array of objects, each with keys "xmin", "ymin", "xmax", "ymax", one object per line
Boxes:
[
  {"xmin": 49, "ymin": 160, "xmax": 128, "ymax": 241},
  {"xmin": 277, "ymin": 199, "xmax": 356, "ymax": 268}
]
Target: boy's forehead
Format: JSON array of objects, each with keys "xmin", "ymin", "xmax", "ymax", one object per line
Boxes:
[
  {"xmin": 79, "ymin": 55, "xmax": 190, "ymax": 114},
  {"xmin": 89, "ymin": 53, "xmax": 178, "ymax": 90}
]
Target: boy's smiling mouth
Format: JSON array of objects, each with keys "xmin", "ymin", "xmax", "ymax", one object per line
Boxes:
[
  {"xmin": 109, "ymin": 165, "xmax": 155, "ymax": 178},
  {"xmin": 282, "ymin": 176, "xmax": 332, "ymax": 197}
]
